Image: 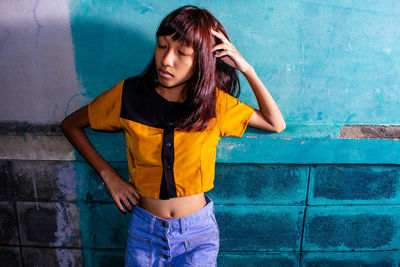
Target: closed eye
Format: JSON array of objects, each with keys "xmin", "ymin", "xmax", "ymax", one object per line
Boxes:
[{"xmin": 178, "ymin": 51, "xmax": 189, "ymax": 56}]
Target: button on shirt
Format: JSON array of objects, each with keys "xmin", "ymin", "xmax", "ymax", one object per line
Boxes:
[{"xmin": 87, "ymin": 76, "xmax": 255, "ymax": 199}]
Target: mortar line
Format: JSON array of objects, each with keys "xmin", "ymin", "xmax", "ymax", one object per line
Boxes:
[{"xmin": 299, "ymin": 164, "xmax": 312, "ymax": 266}]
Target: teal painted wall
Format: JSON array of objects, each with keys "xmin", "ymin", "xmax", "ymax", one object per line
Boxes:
[
  {"xmin": 66, "ymin": 0, "xmax": 400, "ymax": 266},
  {"xmin": 69, "ymin": 0, "xmax": 400, "ymax": 125}
]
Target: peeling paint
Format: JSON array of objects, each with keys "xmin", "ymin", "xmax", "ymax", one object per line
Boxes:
[{"xmin": 338, "ymin": 125, "xmax": 400, "ymax": 140}]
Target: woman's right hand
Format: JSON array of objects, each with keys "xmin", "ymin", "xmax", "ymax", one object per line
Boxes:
[
  {"xmin": 102, "ymin": 171, "xmax": 140, "ymax": 213},
  {"xmin": 61, "ymin": 105, "xmax": 140, "ymax": 213}
]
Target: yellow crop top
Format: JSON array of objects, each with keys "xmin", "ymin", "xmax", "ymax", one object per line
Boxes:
[{"xmin": 88, "ymin": 76, "xmax": 255, "ymax": 199}]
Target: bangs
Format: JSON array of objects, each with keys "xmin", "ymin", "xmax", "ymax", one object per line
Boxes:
[{"xmin": 156, "ymin": 10, "xmax": 202, "ymax": 49}]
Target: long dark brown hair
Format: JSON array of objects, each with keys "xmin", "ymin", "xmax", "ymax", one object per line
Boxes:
[{"xmin": 138, "ymin": 5, "xmax": 241, "ymax": 131}]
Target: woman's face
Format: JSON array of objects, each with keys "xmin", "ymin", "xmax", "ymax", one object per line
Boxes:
[{"xmin": 155, "ymin": 35, "xmax": 195, "ymax": 88}]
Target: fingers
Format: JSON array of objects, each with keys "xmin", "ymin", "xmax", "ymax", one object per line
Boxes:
[
  {"xmin": 121, "ymin": 197, "xmax": 133, "ymax": 212},
  {"xmin": 215, "ymin": 49, "xmax": 229, "ymax": 58},
  {"xmin": 211, "ymin": 29, "xmax": 229, "ymax": 44},
  {"xmin": 212, "ymin": 43, "xmax": 229, "ymax": 52},
  {"xmin": 105, "ymin": 176, "xmax": 141, "ymax": 213},
  {"xmin": 129, "ymin": 185, "xmax": 140, "ymax": 199},
  {"xmin": 126, "ymin": 193, "xmax": 138, "ymax": 207},
  {"xmin": 112, "ymin": 194, "xmax": 126, "ymax": 213}
]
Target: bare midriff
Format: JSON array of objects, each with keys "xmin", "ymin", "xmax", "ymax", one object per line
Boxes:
[{"xmin": 138, "ymin": 192, "xmax": 207, "ymax": 219}]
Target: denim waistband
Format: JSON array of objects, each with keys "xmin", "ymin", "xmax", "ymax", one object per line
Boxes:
[{"xmin": 132, "ymin": 194, "xmax": 214, "ymax": 234}]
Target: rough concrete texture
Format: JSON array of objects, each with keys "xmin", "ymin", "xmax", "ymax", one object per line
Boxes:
[
  {"xmin": 216, "ymin": 205, "xmax": 304, "ymax": 252},
  {"xmin": 12, "ymin": 160, "xmax": 78, "ymax": 201},
  {"xmin": 0, "ymin": 161, "xmax": 13, "ymax": 200},
  {"xmin": 89, "ymin": 203, "xmax": 130, "ymax": 249},
  {"xmin": 310, "ymin": 165, "xmax": 400, "ymax": 204},
  {"xmin": 8, "ymin": 159, "xmax": 129, "ymax": 203},
  {"xmin": 218, "ymin": 252, "xmax": 299, "ymax": 266},
  {"xmin": 339, "ymin": 125, "xmax": 400, "ymax": 140},
  {"xmin": 303, "ymin": 206, "xmax": 400, "ymax": 251},
  {"xmin": 22, "ymin": 247, "xmax": 83, "ymax": 267},
  {"xmin": 210, "ymin": 164, "xmax": 309, "ymax": 205},
  {"xmin": 0, "ymin": 246, "xmax": 22, "ymax": 267},
  {"xmin": 0, "ymin": 201, "xmax": 19, "ymax": 246},
  {"xmin": 0, "ymin": 135, "xmax": 75, "ymax": 161},
  {"xmin": 90, "ymin": 249, "xmax": 125, "ymax": 267},
  {"xmin": 0, "ymin": 122, "xmax": 64, "ymax": 136},
  {"xmin": 17, "ymin": 201, "xmax": 81, "ymax": 248},
  {"xmin": 301, "ymin": 251, "xmax": 400, "ymax": 267}
]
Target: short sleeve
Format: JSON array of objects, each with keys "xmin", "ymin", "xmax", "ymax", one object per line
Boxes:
[
  {"xmin": 217, "ymin": 88, "xmax": 255, "ymax": 137},
  {"xmin": 88, "ymin": 80, "xmax": 124, "ymax": 131}
]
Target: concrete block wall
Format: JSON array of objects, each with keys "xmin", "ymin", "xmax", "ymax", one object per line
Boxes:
[{"xmin": 1, "ymin": 130, "xmax": 399, "ymax": 266}]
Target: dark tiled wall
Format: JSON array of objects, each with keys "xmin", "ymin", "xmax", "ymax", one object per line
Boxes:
[{"xmin": 1, "ymin": 160, "xmax": 400, "ymax": 266}]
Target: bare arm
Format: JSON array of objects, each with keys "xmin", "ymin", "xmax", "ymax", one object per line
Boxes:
[
  {"xmin": 61, "ymin": 105, "xmax": 139, "ymax": 213},
  {"xmin": 243, "ymin": 67, "xmax": 286, "ymax": 133},
  {"xmin": 211, "ymin": 29, "xmax": 286, "ymax": 133}
]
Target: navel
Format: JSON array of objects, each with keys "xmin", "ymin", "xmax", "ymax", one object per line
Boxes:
[{"xmin": 170, "ymin": 211, "xmax": 175, "ymax": 218}]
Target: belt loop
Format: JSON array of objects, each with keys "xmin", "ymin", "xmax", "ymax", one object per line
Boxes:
[
  {"xmin": 149, "ymin": 217, "xmax": 156, "ymax": 234},
  {"xmin": 180, "ymin": 218, "xmax": 185, "ymax": 234}
]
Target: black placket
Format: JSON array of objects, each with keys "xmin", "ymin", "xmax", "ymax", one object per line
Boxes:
[{"xmin": 159, "ymin": 126, "xmax": 177, "ymax": 199}]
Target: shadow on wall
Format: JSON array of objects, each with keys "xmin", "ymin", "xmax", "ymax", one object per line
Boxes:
[{"xmin": 70, "ymin": 15, "xmax": 155, "ymax": 100}]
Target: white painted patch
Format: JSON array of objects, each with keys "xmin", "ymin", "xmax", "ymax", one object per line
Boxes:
[
  {"xmin": 0, "ymin": 0, "xmax": 87, "ymax": 123},
  {"xmin": 55, "ymin": 249, "xmax": 76, "ymax": 267},
  {"xmin": 56, "ymin": 163, "xmax": 78, "ymax": 201}
]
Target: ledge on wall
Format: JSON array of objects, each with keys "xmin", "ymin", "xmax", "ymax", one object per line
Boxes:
[{"xmin": 0, "ymin": 121, "xmax": 399, "ymax": 164}]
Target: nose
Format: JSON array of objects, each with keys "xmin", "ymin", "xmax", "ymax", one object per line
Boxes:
[{"xmin": 161, "ymin": 48, "xmax": 174, "ymax": 67}]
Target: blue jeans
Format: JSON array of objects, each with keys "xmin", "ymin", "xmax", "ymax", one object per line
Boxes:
[{"xmin": 125, "ymin": 194, "xmax": 220, "ymax": 267}]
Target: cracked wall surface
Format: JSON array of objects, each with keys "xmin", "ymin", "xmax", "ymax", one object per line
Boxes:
[{"xmin": 0, "ymin": 0, "xmax": 87, "ymax": 123}]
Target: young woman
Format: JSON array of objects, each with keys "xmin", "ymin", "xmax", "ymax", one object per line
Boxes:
[{"xmin": 61, "ymin": 5, "xmax": 285, "ymax": 267}]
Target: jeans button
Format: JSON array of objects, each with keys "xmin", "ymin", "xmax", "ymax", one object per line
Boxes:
[{"xmin": 161, "ymin": 221, "xmax": 167, "ymax": 227}]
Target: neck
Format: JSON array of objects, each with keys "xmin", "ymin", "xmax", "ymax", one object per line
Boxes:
[{"xmin": 156, "ymin": 84, "xmax": 186, "ymax": 103}]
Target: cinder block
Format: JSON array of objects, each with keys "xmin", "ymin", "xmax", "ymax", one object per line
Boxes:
[
  {"xmin": 301, "ymin": 251, "xmax": 400, "ymax": 267},
  {"xmin": 0, "ymin": 201, "xmax": 19, "ymax": 245},
  {"xmin": 92, "ymin": 249, "xmax": 125, "ymax": 267},
  {"xmin": 0, "ymin": 246, "xmax": 22, "ymax": 267},
  {"xmin": 218, "ymin": 252, "xmax": 299, "ymax": 266},
  {"xmin": 303, "ymin": 206, "xmax": 400, "ymax": 251},
  {"xmin": 22, "ymin": 247, "xmax": 83, "ymax": 267},
  {"xmin": 12, "ymin": 160, "xmax": 78, "ymax": 201},
  {"xmin": 309, "ymin": 165, "xmax": 400, "ymax": 204},
  {"xmin": 215, "ymin": 205, "xmax": 304, "ymax": 252},
  {"xmin": 0, "ymin": 161, "xmax": 13, "ymax": 200},
  {"xmin": 210, "ymin": 164, "xmax": 308, "ymax": 204},
  {"xmin": 17, "ymin": 201, "xmax": 81, "ymax": 247},
  {"xmin": 90, "ymin": 203, "xmax": 131, "ymax": 249},
  {"xmin": 11, "ymin": 160, "xmax": 129, "ymax": 203}
]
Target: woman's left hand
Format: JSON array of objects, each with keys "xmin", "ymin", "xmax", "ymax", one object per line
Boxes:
[{"xmin": 211, "ymin": 29, "xmax": 252, "ymax": 74}]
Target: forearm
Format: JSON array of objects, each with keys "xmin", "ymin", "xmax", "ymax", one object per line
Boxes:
[
  {"xmin": 61, "ymin": 126, "xmax": 119, "ymax": 183},
  {"xmin": 242, "ymin": 66, "xmax": 286, "ymax": 130}
]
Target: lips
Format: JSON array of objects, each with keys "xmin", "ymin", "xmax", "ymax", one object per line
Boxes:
[{"xmin": 158, "ymin": 68, "xmax": 173, "ymax": 78}]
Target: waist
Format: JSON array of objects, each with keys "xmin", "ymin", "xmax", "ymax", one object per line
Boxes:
[{"xmin": 137, "ymin": 192, "xmax": 207, "ymax": 219}]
